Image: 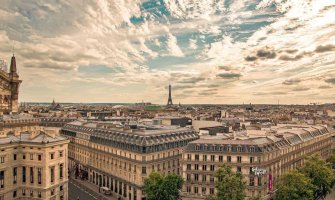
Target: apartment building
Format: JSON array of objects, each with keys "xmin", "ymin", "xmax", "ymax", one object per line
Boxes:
[
  {"xmin": 61, "ymin": 121, "xmax": 198, "ymax": 200},
  {"xmin": 0, "ymin": 115, "xmax": 69, "ymax": 200},
  {"xmin": 181, "ymin": 124, "xmax": 333, "ymax": 199}
]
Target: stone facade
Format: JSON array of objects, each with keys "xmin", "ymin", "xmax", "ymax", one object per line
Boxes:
[
  {"xmin": 181, "ymin": 125, "xmax": 334, "ymax": 199},
  {"xmin": 61, "ymin": 121, "xmax": 198, "ymax": 200},
  {"xmin": 0, "ymin": 115, "xmax": 69, "ymax": 200},
  {"xmin": 0, "ymin": 54, "xmax": 22, "ymax": 114}
]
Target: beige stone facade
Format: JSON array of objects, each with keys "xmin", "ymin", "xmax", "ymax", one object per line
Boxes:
[
  {"xmin": 0, "ymin": 115, "xmax": 69, "ymax": 200},
  {"xmin": 0, "ymin": 54, "xmax": 21, "ymax": 114},
  {"xmin": 181, "ymin": 124, "xmax": 334, "ymax": 199},
  {"xmin": 61, "ymin": 121, "xmax": 198, "ymax": 200}
]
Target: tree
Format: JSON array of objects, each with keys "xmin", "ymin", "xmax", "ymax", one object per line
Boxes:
[
  {"xmin": 299, "ymin": 154, "xmax": 335, "ymax": 198},
  {"xmin": 212, "ymin": 164, "xmax": 246, "ymax": 200},
  {"xmin": 143, "ymin": 172, "xmax": 183, "ymax": 200},
  {"xmin": 326, "ymin": 153, "xmax": 335, "ymax": 169},
  {"xmin": 275, "ymin": 171, "xmax": 315, "ymax": 200}
]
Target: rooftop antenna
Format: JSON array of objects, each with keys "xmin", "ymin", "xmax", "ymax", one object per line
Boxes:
[{"xmin": 12, "ymin": 41, "xmax": 15, "ymax": 56}]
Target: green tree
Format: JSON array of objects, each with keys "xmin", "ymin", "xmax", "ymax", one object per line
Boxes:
[
  {"xmin": 212, "ymin": 164, "xmax": 246, "ymax": 200},
  {"xmin": 299, "ymin": 154, "xmax": 335, "ymax": 198},
  {"xmin": 275, "ymin": 171, "xmax": 315, "ymax": 200},
  {"xmin": 143, "ymin": 172, "xmax": 183, "ymax": 200},
  {"xmin": 327, "ymin": 153, "xmax": 335, "ymax": 169}
]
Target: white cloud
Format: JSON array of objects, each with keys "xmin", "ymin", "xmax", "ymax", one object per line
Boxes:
[{"xmin": 165, "ymin": 33, "xmax": 184, "ymax": 57}]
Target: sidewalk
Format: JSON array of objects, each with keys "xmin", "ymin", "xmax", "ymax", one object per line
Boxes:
[{"xmin": 70, "ymin": 175, "xmax": 118, "ymax": 200}]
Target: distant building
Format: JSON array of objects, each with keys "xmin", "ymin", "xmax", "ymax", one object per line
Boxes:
[
  {"xmin": 181, "ymin": 124, "xmax": 333, "ymax": 199},
  {"xmin": 61, "ymin": 121, "xmax": 198, "ymax": 200},
  {"xmin": 199, "ymin": 126, "xmax": 229, "ymax": 136},
  {"xmin": 154, "ymin": 116, "xmax": 192, "ymax": 127},
  {"xmin": 49, "ymin": 99, "xmax": 61, "ymax": 111}
]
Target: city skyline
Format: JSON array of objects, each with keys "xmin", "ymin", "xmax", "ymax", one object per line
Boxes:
[{"xmin": 0, "ymin": 0, "xmax": 334, "ymax": 104}]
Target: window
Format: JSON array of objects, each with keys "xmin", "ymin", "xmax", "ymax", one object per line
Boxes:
[
  {"xmin": 194, "ymin": 187, "xmax": 198, "ymax": 194},
  {"xmin": 203, "ymin": 155, "xmax": 207, "ymax": 161},
  {"xmin": 187, "ymin": 164, "xmax": 191, "ymax": 170},
  {"xmin": 0, "ymin": 171, "xmax": 4, "ymax": 188},
  {"xmin": 30, "ymin": 153, "xmax": 33, "ymax": 160},
  {"xmin": 250, "ymin": 157, "xmax": 254, "ymax": 163},
  {"xmin": 60, "ymin": 185, "xmax": 63, "ymax": 191},
  {"xmin": 38, "ymin": 154, "xmax": 42, "ymax": 161},
  {"xmin": 202, "ymin": 165, "xmax": 207, "ymax": 171},
  {"xmin": 187, "ymin": 154, "xmax": 191, "ymax": 160},
  {"xmin": 237, "ymin": 156, "xmax": 242, "ymax": 163},
  {"xmin": 38, "ymin": 168, "xmax": 42, "ymax": 184},
  {"xmin": 50, "ymin": 167, "xmax": 55, "ymax": 183},
  {"xmin": 202, "ymin": 174, "xmax": 207, "ymax": 182},
  {"xmin": 30, "ymin": 190, "xmax": 33, "ymax": 197},
  {"xmin": 210, "ymin": 175, "xmax": 214, "ymax": 183},
  {"xmin": 60, "ymin": 164, "xmax": 64, "ymax": 179},
  {"xmin": 30, "ymin": 167, "xmax": 34, "ymax": 183},
  {"xmin": 13, "ymin": 190, "xmax": 17, "ymax": 198},
  {"xmin": 23, "ymin": 154, "xmax": 26, "ymax": 160},
  {"xmin": 210, "ymin": 165, "xmax": 215, "ymax": 171},
  {"xmin": 195, "ymin": 154, "xmax": 199, "ymax": 161},
  {"xmin": 13, "ymin": 154, "xmax": 17, "ymax": 160},
  {"xmin": 38, "ymin": 191, "xmax": 42, "ymax": 198},
  {"xmin": 194, "ymin": 164, "xmax": 199, "ymax": 170},
  {"xmin": 187, "ymin": 174, "xmax": 191, "ymax": 181},
  {"xmin": 202, "ymin": 187, "xmax": 206, "ymax": 194},
  {"xmin": 237, "ymin": 166, "xmax": 241, "ymax": 172},
  {"xmin": 186, "ymin": 186, "xmax": 191, "ymax": 193},
  {"xmin": 51, "ymin": 189, "xmax": 55, "ymax": 196},
  {"xmin": 142, "ymin": 167, "xmax": 146, "ymax": 174},
  {"xmin": 210, "ymin": 188, "xmax": 214, "ymax": 195},
  {"xmin": 22, "ymin": 167, "xmax": 26, "ymax": 183},
  {"xmin": 22, "ymin": 189, "xmax": 26, "ymax": 196},
  {"xmin": 211, "ymin": 155, "xmax": 215, "ymax": 161},
  {"xmin": 249, "ymin": 177, "xmax": 255, "ymax": 186},
  {"xmin": 59, "ymin": 151, "xmax": 63, "ymax": 157},
  {"xmin": 219, "ymin": 155, "xmax": 223, "ymax": 162},
  {"xmin": 50, "ymin": 153, "xmax": 54, "ymax": 160},
  {"xmin": 227, "ymin": 156, "xmax": 231, "ymax": 162},
  {"xmin": 0, "ymin": 156, "xmax": 4, "ymax": 163},
  {"xmin": 13, "ymin": 167, "xmax": 17, "ymax": 184},
  {"xmin": 194, "ymin": 174, "xmax": 199, "ymax": 181}
]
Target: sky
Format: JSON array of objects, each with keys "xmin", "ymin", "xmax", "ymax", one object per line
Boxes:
[{"xmin": 0, "ymin": 0, "xmax": 335, "ymax": 104}]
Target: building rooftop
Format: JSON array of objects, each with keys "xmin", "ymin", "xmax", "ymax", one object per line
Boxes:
[
  {"xmin": 185, "ymin": 124, "xmax": 332, "ymax": 153},
  {"xmin": 0, "ymin": 131, "xmax": 68, "ymax": 145},
  {"xmin": 62, "ymin": 120, "xmax": 198, "ymax": 153}
]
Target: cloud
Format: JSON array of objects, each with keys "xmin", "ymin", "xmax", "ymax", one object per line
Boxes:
[
  {"xmin": 282, "ymin": 79, "xmax": 301, "ymax": 85},
  {"xmin": 279, "ymin": 54, "xmax": 303, "ymax": 61},
  {"xmin": 216, "ymin": 73, "xmax": 242, "ymax": 79},
  {"xmin": 244, "ymin": 56, "xmax": 258, "ymax": 62},
  {"xmin": 315, "ymin": 44, "xmax": 335, "ymax": 53},
  {"xmin": 256, "ymin": 49, "xmax": 276, "ymax": 59},
  {"xmin": 325, "ymin": 78, "xmax": 335, "ymax": 84},
  {"xmin": 166, "ymin": 33, "xmax": 184, "ymax": 57},
  {"xmin": 0, "ymin": 0, "xmax": 334, "ymax": 104},
  {"xmin": 189, "ymin": 39, "xmax": 197, "ymax": 50}
]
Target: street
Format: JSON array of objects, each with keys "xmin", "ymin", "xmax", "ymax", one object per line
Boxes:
[{"xmin": 69, "ymin": 179, "xmax": 100, "ymax": 200}]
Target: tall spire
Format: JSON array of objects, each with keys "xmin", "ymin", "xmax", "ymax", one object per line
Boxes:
[
  {"xmin": 10, "ymin": 54, "xmax": 17, "ymax": 74},
  {"xmin": 167, "ymin": 84, "xmax": 173, "ymax": 106}
]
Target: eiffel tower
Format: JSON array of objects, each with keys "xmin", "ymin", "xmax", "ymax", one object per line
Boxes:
[{"xmin": 167, "ymin": 84, "xmax": 173, "ymax": 106}]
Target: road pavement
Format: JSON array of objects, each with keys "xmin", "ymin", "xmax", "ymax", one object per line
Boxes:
[{"xmin": 69, "ymin": 179, "xmax": 100, "ymax": 200}]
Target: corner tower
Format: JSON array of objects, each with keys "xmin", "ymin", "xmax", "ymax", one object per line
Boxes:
[{"xmin": 9, "ymin": 54, "xmax": 22, "ymax": 113}]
